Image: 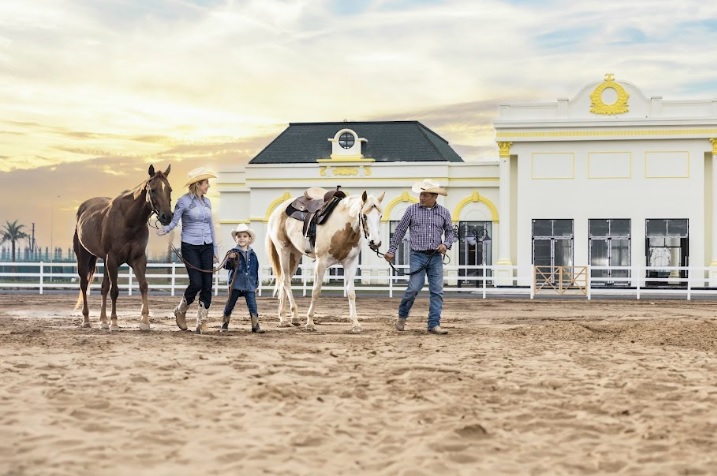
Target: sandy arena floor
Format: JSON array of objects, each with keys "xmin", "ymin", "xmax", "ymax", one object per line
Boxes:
[{"xmin": 1, "ymin": 293, "xmax": 716, "ymax": 475}]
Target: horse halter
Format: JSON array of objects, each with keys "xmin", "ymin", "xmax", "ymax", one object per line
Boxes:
[
  {"xmin": 145, "ymin": 178, "xmax": 164, "ymax": 219},
  {"xmin": 360, "ymin": 204, "xmax": 381, "ymax": 252}
]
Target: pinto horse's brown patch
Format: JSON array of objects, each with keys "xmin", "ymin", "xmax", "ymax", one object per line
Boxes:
[{"xmin": 328, "ymin": 222, "xmax": 361, "ymax": 262}]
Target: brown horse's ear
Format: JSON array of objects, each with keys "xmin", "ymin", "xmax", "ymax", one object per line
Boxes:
[
  {"xmin": 164, "ymin": 164, "xmax": 171, "ymax": 176},
  {"xmin": 148, "ymin": 165, "xmax": 156, "ymax": 177},
  {"xmin": 362, "ymin": 191, "xmax": 368, "ymax": 202}
]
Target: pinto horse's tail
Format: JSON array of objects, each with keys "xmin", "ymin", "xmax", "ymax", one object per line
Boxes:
[
  {"xmin": 74, "ymin": 255, "xmax": 97, "ymax": 310},
  {"xmin": 266, "ymin": 233, "xmax": 282, "ymax": 298}
]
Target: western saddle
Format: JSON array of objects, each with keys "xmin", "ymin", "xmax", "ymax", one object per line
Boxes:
[{"xmin": 285, "ymin": 185, "xmax": 347, "ymax": 253}]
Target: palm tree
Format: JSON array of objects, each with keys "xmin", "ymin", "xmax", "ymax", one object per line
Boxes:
[{"xmin": 1, "ymin": 220, "xmax": 29, "ymax": 262}]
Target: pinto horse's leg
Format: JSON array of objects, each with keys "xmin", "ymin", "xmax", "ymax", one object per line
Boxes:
[
  {"xmin": 306, "ymin": 259, "xmax": 328, "ymax": 332},
  {"xmin": 131, "ymin": 254, "xmax": 151, "ymax": 331},
  {"xmin": 342, "ymin": 256, "xmax": 362, "ymax": 333},
  {"xmin": 288, "ymin": 250, "xmax": 302, "ymax": 326},
  {"xmin": 277, "ymin": 248, "xmax": 301, "ymax": 327},
  {"xmin": 99, "ymin": 261, "xmax": 111, "ymax": 330}
]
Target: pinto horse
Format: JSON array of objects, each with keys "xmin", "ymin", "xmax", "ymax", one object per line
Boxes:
[
  {"xmin": 73, "ymin": 165, "xmax": 173, "ymax": 331},
  {"xmin": 266, "ymin": 190, "xmax": 384, "ymax": 333}
]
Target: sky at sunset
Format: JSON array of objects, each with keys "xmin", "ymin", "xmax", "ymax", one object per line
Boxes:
[{"xmin": 2, "ymin": 0, "xmax": 717, "ymax": 256}]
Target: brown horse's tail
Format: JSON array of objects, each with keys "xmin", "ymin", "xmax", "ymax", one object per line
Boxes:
[
  {"xmin": 266, "ymin": 232, "xmax": 282, "ymax": 298},
  {"xmin": 74, "ymin": 255, "xmax": 97, "ymax": 310}
]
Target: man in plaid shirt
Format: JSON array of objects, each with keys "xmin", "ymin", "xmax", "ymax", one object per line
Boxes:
[{"xmin": 384, "ymin": 179, "xmax": 455, "ymax": 334}]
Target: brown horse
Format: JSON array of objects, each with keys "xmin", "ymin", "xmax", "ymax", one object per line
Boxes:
[{"xmin": 73, "ymin": 164, "xmax": 173, "ymax": 331}]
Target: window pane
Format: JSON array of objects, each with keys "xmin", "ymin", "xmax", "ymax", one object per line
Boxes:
[
  {"xmin": 646, "ymin": 219, "xmax": 667, "ymax": 237},
  {"xmin": 553, "ymin": 219, "xmax": 573, "ymax": 237},
  {"xmin": 667, "ymin": 219, "xmax": 688, "ymax": 237},
  {"xmin": 533, "ymin": 239, "xmax": 551, "ymax": 267},
  {"xmin": 533, "ymin": 219, "xmax": 552, "ymax": 237},
  {"xmin": 589, "ymin": 219, "xmax": 609, "ymax": 236},
  {"xmin": 610, "ymin": 219, "xmax": 631, "ymax": 237},
  {"xmin": 554, "ymin": 240, "xmax": 573, "ymax": 266},
  {"xmin": 590, "ymin": 240, "xmax": 608, "ymax": 267}
]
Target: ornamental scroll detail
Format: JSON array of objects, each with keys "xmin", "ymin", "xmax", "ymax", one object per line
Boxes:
[{"xmin": 590, "ymin": 73, "xmax": 629, "ymax": 115}]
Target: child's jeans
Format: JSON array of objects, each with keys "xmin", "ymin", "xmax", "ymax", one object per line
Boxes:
[{"xmin": 224, "ymin": 289, "xmax": 258, "ymax": 316}]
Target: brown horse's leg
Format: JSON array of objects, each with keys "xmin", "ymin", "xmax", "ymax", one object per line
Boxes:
[
  {"xmin": 130, "ymin": 255, "xmax": 151, "ymax": 330},
  {"xmin": 99, "ymin": 261, "xmax": 111, "ymax": 330},
  {"xmin": 73, "ymin": 232, "xmax": 94, "ymax": 328},
  {"xmin": 105, "ymin": 256, "xmax": 121, "ymax": 331}
]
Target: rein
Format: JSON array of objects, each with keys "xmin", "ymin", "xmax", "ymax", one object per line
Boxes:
[
  {"xmin": 370, "ymin": 248, "xmax": 451, "ymax": 276},
  {"xmin": 148, "ymin": 217, "xmax": 227, "ymax": 273}
]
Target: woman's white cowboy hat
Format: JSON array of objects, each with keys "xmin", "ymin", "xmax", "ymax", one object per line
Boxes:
[
  {"xmin": 185, "ymin": 167, "xmax": 217, "ymax": 187},
  {"xmin": 230, "ymin": 223, "xmax": 256, "ymax": 245},
  {"xmin": 411, "ymin": 178, "xmax": 447, "ymax": 196}
]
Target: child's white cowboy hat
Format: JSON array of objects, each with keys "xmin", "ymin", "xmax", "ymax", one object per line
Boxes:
[
  {"xmin": 411, "ymin": 178, "xmax": 447, "ymax": 196},
  {"xmin": 230, "ymin": 223, "xmax": 256, "ymax": 245},
  {"xmin": 185, "ymin": 167, "xmax": 217, "ymax": 187}
]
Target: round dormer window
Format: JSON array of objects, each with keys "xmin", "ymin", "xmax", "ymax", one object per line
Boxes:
[{"xmin": 339, "ymin": 132, "xmax": 355, "ymax": 149}]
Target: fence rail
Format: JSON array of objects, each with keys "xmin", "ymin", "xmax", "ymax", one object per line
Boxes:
[{"xmin": 3, "ymin": 261, "xmax": 717, "ymax": 300}]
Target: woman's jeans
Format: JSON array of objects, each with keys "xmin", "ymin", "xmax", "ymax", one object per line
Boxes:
[
  {"xmin": 398, "ymin": 250, "xmax": 444, "ymax": 329},
  {"xmin": 181, "ymin": 242, "xmax": 214, "ymax": 309},
  {"xmin": 224, "ymin": 289, "xmax": 258, "ymax": 317}
]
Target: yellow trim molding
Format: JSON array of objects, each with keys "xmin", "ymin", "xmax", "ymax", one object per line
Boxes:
[
  {"xmin": 382, "ymin": 191, "xmax": 418, "ymax": 222},
  {"xmin": 496, "ymin": 128, "xmax": 717, "ymax": 139},
  {"xmin": 590, "ymin": 73, "xmax": 629, "ymax": 115},
  {"xmin": 262, "ymin": 191, "xmax": 292, "ymax": 223},
  {"xmin": 711, "ymin": 138, "xmax": 717, "ymax": 155},
  {"xmin": 452, "ymin": 192, "xmax": 499, "ymax": 223}
]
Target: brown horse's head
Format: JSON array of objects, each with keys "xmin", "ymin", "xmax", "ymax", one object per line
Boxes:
[{"xmin": 147, "ymin": 164, "xmax": 173, "ymax": 226}]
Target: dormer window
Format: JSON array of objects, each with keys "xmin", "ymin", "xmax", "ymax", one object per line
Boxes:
[
  {"xmin": 327, "ymin": 128, "xmax": 367, "ymax": 160},
  {"xmin": 339, "ymin": 132, "xmax": 355, "ymax": 149}
]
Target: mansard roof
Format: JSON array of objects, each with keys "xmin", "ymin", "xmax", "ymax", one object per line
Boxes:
[{"xmin": 249, "ymin": 120, "xmax": 463, "ymax": 164}]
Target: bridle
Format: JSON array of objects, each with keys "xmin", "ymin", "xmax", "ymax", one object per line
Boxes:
[
  {"xmin": 360, "ymin": 201, "xmax": 381, "ymax": 252},
  {"xmin": 145, "ymin": 176, "xmax": 168, "ymax": 220}
]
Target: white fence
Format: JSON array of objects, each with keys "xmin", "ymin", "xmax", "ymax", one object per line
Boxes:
[{"xmin": 4, "ymin": 261, "xmax": 717, "ymax": 300}]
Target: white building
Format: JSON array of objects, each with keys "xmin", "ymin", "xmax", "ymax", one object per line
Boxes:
[{"xmin": 217, "ymin": 75, "xmax": 717, "ymax": 289}]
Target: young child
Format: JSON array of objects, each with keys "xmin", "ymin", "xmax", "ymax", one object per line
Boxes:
[{"xmin": 221, "ymin": 224, "xmax": 265, "ymax": 333}]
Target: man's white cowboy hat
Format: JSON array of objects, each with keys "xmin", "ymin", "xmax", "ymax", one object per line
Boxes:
[
  {"xmin": 185, "ymin": 167, "xmax": 217, "ymax": 187},
  {"xmin": 411, "ymin": 178, "xmax": 447, "ymax": 196},
  {"xmin": 230, "ymin": 223, "xmax": 256, "ymax": 245}
]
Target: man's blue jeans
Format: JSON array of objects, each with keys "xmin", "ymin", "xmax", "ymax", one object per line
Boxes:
[{"xmin": 398, "ymin": 250, "xmax": 444, "ymax": 329}]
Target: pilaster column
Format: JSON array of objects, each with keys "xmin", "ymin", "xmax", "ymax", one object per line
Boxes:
[
  {"xmin": 710, "ymin": 139, "xmax": 717, "ymax": 285},
  {"xmin": 496, "ymin": 141, "xmax": 514, "ymax": 285}
]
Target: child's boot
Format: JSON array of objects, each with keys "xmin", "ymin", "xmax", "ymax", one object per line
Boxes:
[
  {"xmin": 250, "ymin": 313, "xmax": 265, "ymax": 333},
  {"xmin": 220, "ymin": 313, "xmax": 231, "ymax": 332}
]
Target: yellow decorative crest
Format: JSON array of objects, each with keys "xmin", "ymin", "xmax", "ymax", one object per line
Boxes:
[
  {"xmin": 711, "ymin": 138, "xmax": 717, "ymax": 155},
  {"xmin": 590, "ymin": 73, "xmax": 629, "ymax": 115}
]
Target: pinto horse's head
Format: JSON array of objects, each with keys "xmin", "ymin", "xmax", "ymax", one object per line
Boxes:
[
  {"xmin": 146, "ymin": 164, "xmax": 173, "ymax": 226},
  {"xmin": 361, "ymin": 191, "xmax": 385, "ymax": 252}
]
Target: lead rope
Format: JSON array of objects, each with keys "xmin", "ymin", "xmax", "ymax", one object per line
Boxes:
[{"xmin": 148, "ymin": 217, "xmax": 228, "ymax": 273}]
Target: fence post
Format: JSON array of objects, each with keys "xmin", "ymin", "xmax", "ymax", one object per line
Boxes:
[
  {"xmin": 171, "ymin": 262, "xmax": 176, "ymax": 297},
  {"xmin": 40, "ymin": 261, "xmax": 44, "ymax": 295},
  {"xmin": 128, "ymin": 269, "xmax": 133, "ymax": 296}
]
